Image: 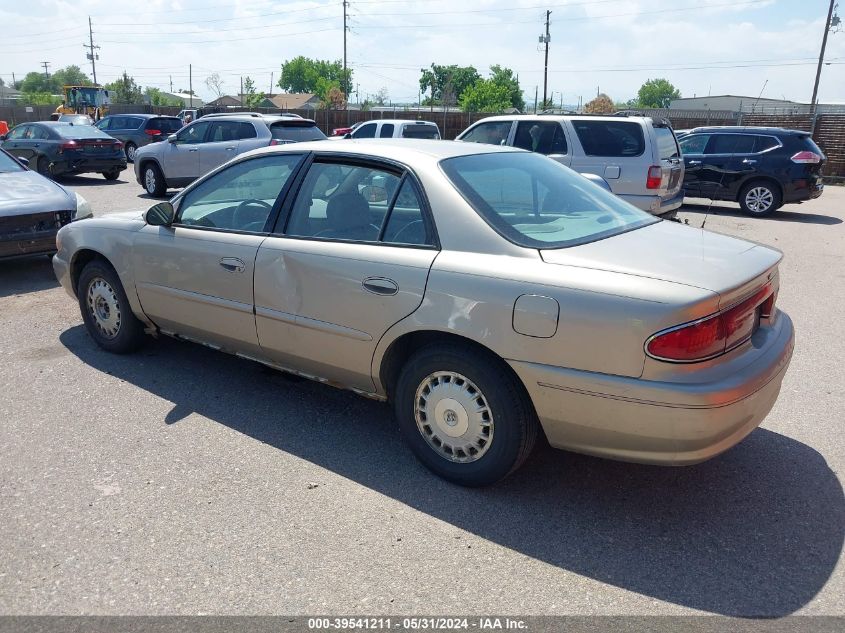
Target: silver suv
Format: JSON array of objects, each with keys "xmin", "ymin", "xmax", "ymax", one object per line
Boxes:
[
  {"xmin": 457, "ymin": 114, "xmax": 684, "ymax": 216},
  {"xmin": 134, "ymin": 113, "xmax": 326, "ymax": 197}
]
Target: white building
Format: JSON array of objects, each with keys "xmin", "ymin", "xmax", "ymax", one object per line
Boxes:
[{"xmin": 164, "ymin": 92, "xmax": 205, "ymax": 108}]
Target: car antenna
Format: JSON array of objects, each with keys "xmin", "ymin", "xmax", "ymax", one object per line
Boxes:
[{"xmin": 701, "ymin": 79, "xmax": 768, "ymax": 230}]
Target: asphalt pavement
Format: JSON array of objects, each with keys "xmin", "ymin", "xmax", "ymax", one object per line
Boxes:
[{"xmin": 1, "ymin": 172, "xmax": 843, "ymax": 616}]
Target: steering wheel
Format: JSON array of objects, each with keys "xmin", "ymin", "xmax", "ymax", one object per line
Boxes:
[
  {"xmin": 233, "ymin": 199, "xmax": 272, "ymax": 231},
  {"xmin": 390, "ymin": 220, "xmax": 424, "ymax": 244}
]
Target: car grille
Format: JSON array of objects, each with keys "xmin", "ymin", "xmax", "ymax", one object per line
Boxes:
[{"xmin": 0, "ymin": 210, "xmax": 73, "ymax": 239}]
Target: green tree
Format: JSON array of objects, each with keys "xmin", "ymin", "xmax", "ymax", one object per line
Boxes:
[
  {"xmin": 105, "ymin": 72, "xmax": 143, "ymax": 104},
  {"xmin": 144, "ymin": 87, "xmax": 182, "ymax": 107},
  {"xmin": 419, "ymin": 64, "xmax": 479, "ymax": 106},
  {"xmin": 489, "ymin": 65, "xmax": 524, "ymax": 111},
  {"xmin": 242, "ymin": 76, "xmax": 265, "ymax": 108},
  {"xmin": 20, "ymin": 72, "xmax": 55, "ymax": 94},
  {"xmin": 636, "ymin": 78, "xmax": 680, "ymax": 108},
  {"xmin": 614, "ymin": 98, "xmax": 640, "ymax": 110},
  {"xmin": 21, "ymin": 92, "xmax": 60, "ymax": 106},
  {"xmin": 373, "ymin": 87, "xmax": 389, "ymax": 106},
  {"xmin": 459, "ymin": 79, "xmax": 511, "ymax": 113},
  {"xmin": 584, "ymin": 93, "xmax": 615, "ymax": 114},
  {"xmin": 278, "ymin": 56, "xmax": 352, "ymax": 95},
  {"xmin": 52, "ymin": 65, "xmax": 92, "ymax": 87}
]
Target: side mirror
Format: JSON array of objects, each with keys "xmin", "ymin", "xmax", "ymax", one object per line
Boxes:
[
  {"xmin": 145, "ymin": 201, "xmax": 175, "ymax": 226},
  {"xmin": 343, "ymin": 132, "xmax": 352, "ymax": 139},
  {"xmin": 168, "ymin": 135, "xmax": 178, "ymax": 143},
  {"xmin": 17, "ymin": 157, "xmax": 29, "ymax": 167}
]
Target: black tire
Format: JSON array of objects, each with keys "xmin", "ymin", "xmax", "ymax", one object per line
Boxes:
[
  {"xmin": 103, "ymin": 169, "xmax": 120, "ymax": 181},
  {"xmin": 739, "ymin": 180, "xmax": 782, "ymax": 217},
  {"xmin": 142, "ymin": 162, "xmax": 166, "ymax": 197},
  {"xmin": 77, "ymin": 259, "xmax": 146, "ymax": 354},
  {"xmin": 394, "ymin": 343, "xmax": 539, "ymax": 486},
  {"xmin": 124, "ymin": 142, "xmax": 137, "ymax": 163},
  {"xmin": 36, "ymin": 156, "xmax": 52, "ymax": 179}
]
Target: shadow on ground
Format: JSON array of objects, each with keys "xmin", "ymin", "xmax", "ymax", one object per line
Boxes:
[
  {"xmin": 56, "ymin": 175, "xmax": 130, "ymax": 187},
  {"xmin": 681, "ymin": 202, "xmax": 842, "ymax": 225},
  {"xmin": 60, "ymin": 326, "xmax": 844, "ymax": 617},
  {"xmin": 0, "ymin": 256, "xmax": 59, "ymax": 298}
]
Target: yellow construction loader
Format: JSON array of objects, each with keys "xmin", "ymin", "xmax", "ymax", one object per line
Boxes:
[{"xmin": 54, "ymin": 85, "xmax": 110, "ymax": 120}]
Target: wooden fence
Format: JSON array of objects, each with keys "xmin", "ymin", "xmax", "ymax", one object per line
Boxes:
[{"xmin": 1, "ymin": 105, "xmax": 843, "ymax": 177}]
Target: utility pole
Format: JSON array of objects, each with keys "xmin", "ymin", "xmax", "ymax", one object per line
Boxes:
[
  {"xmin": 189, "ymin": 64, "xmax": 193, "ymax": 108},
  {"xmin": 540, "ymin": 10, "xmax": 551, "ymax": 109},
  {"xmin": 343, "ymin": 0, "xmax": 349, "ymax": 123},
  {"xmin": 84, "ymin": 17, "xmax": 100, "ymax": 85},
  {"xmin": 169, "ymin": 75, "xmax": 173, "ymax": 93},
  {"xmin": 270, "ymin": 72, "xmax": 274, "ymax": 96},
  {"xmin": 240, "ymin": 76, "xmax": 244, "ymax": 105},
  {"xmin": 533, "ymin": 86, "xmax": 538, "ymax": 114},
  {"xmin": 811, "ymin": 0, "xmax": 839, "ymax": 111},
  {"xmin": 41, "ymin": 62, "xmax": 50, "ymax": 79}
]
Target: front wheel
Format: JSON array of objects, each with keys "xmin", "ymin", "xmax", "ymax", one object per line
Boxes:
[
  {"xmin": 125, "ymin": 142, "xmax": 137, "ymax": 163},
  {"xmin": 142, "ymin": 163, "xmax": 166, "ymax": 197},
  {"xmin": 37, "ymin": 156, "xmax": 52, "ymax": 179},
  {"xmin": 77, "ymin": 260, "xmax": 146, "ymax": 354},
  {"xmin": 394, "ymin": 344, "xmax": 539, "ymax": 486},
  {"xmin": 739, "ymin": 181, "xmax": 781, "ymax": 216}
]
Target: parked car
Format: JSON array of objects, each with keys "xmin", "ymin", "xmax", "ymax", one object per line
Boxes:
[
  {"xmin": 0, "ymin": 122, "xmax": 126, "ymax": 180},
  {"xmin": 134, "ymin": 113, "xmax": 327, "ymax": 196},
  {"xmin": 57, "ymin": 114, "xmax": 94, "ymax": 126},
  {"xmin": 343, "ymin": 119, "xmax": 441, "ymax": 140},
  {"xmin": 0, "ymin": 148, "xmax": 92, "ymax": 259},
  {"xmin": 94, "ymin": 114, "xmax": 183, "ymax": 163},
  {"xmin": 54, "ymin": 140, "xmax": 793, "ymax": 486},
  {"xmin": 678, "ymin": 126, "xmax": 826, "ymax": 216},
  {"xmin": 456, "ymin": 114, "xmax": 684, "ymax": 216},
  {"xmin": 176, "ymin": 109, "xmax": 199, "ymax": 124}
]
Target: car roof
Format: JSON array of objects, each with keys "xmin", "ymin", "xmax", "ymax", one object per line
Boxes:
[
  {"xmin": 688, "ymin": 126, "xmax": 808, "ymax": 135},
  {"xmin": 194, "ymin": 114, "xmax": 317, "ymax": 125},
  {"xmin": 102, "ymin": 113, "xmax": 180, "ymax": 119},
  {"xmin": 470, "ymin": 114, "xmax": 654, "ymax": 124},
  {"xmin": 362, "ymin": 119, "xmax": 438, "ymax": 126}
]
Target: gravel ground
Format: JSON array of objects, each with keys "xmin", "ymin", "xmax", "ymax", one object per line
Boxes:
[{"xmin": 0, "ymin": 173, "xmax": 842, "ymax": 617}]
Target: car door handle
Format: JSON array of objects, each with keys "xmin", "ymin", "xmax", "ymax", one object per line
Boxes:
[
  {"xmin": 219, "ymin": 257, "xmax": 245, "ymax": 273},
  {"xmin": 362, "ymin": 277, "xmax": 398, "ymax": 296},
  {"xmin": 188, "ymin": 148, "xmax": 199, "ymax": 152},
  {"xmin": 742, "ymin": 158, "xmax": 757, "ymax": 164},
  {"xmin": 687, "ymin": 160, "xmax": 702, "ymax": 165},
  {"xmin": 225, "ymin": 146, "xmax": 236, "ymax": 151}
]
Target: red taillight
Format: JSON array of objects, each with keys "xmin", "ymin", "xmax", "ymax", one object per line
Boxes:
[
  {"xmin": 646, "ymin": 284, "xmax": 775, "ymax": 362},
  {"xmin": 144, "ymin": 129, "xmax": 161, "ymax": 136},
  {"xmin": 790, "ymin": 151, "xmax": 821, "ymax": 164},
  {"xmin": 113, "ymin": 140, "xmax": 123, "ymax": 149},
  {"xmin": 646, "ymin": 165, "xmax": 662, "ymax": 189},
  {"xmin": 58, "ymin": 140, "xmax": 79, "ymax": 153}
]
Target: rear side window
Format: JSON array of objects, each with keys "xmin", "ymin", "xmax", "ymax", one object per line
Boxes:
[
  {"xmin": 148, "ymin": 118, "xmax": 183, "ymax": 134},
  {"xmin": 654, "ymin": 126, "xmax": 680, "ymax": 159},
  {"xmin": 237, "ymin": 122, "xmax": 257, "ymax": 139},
  {"xmin": 270, "ymin": 124, "xmax": 327, "ymax": 143},
  {"xmin": 572, "ymin": 120, "xmax": 645, "ymax": 157},
  {"xmin": 125, "ymin": 117, "xmax": 144, "ymax": 129},
  {"xmin": 379, "ymin": 123, "xmax": 395, "ymax": 138},
  {"xmin": 513, "ymin": 121, "xmax": 567, "ymax": 155},
  {"xmin": 402, "ymin": 124, "xmax": 440, "ymax": 139},
  {"xmin": 461, "ymin": 121, "xmax": 512, "ymax": 146},
  {"xmin": 753, "ymin": 136, "xmax": 780, "ymax": 152},
  {"xmin": 679, "ymin": 134, "xmax": 709, "ymax": 154},
  {"xmin": 707, "ymin": 134, "xmax": 756, "ymax": 154}
]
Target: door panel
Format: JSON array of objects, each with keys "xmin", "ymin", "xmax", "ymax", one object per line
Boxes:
[
  {"xmin": 199, "ymin": 121, "xmax": 243, "ymax": 175},
  {"xmin": 254, "ymin": 238, "xmax": 437, "ymax": 391},
  {"xmin": 164, "ymin": 121, "xmax": 210, "ymax": 180}
]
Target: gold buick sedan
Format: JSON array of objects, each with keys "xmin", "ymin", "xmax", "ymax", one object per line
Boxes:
[{"xmin": 53, "ymin": 140, "xmax": 794, "ymax": 486}]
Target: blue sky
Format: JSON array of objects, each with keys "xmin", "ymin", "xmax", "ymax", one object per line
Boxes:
[{"xmin": 2, "ymin": 0, "xmax": 843, "ymax": 105}]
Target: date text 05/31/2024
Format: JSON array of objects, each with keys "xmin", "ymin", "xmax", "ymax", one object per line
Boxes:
[{"xmin": 307, "ymin": 618, "xmax": 528, "ymax": 630}]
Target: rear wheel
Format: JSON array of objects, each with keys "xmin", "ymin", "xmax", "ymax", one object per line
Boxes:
[
  {"xmin": 103, "ymin": 169, "xmax": 120, "ymax": 181},
  {"xmin": 394, "ymin": 343, "xmax": 538, "ymax": 486},
  {"xmin": 142, "ymin": 163, "xmax": 166, "ymax": 197},
  {"xmin": 125, "ymin": 142, "xmax": 137, "ymax": 163},
  {"xmin": 77, "ymin": 260, "xmax": 146, "ymax": 354},
  {"xmin": 739, "ymin": 181, "xmax": 781, "ymax": 216},
  {"xmin": 36, "ymin": 156, "xmax": 52, "ymax": 179}
]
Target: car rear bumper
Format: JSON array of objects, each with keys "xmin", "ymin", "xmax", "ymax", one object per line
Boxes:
[
  {"xmin": 619, "ymin": 188, "xmax": 684, "ymax": 216},
  {"xmin": 51, "ymin": 157, "xmax": 127, "ymax": 176},
  {"xmin": 783, "ymin": 180, "xmax": 824, "ymax": 203},
  {"xmin": 508, "ymin": 310, "xmax": 794, "ymax": 465}
]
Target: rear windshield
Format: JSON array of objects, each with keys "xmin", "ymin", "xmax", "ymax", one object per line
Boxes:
[
  {"xmin": 402, "ymin": 124, "xmax": 440, "ymax": 139},
  {"xmin": 149, "ymin": 118, "xmax": 183, "ymax": 134},
  {"xmin": 797, "ymin": 134, "xmax": 825, "ymax": 156},
  {"xmin": 572, "ymin": 120, "xmax": 645, "ymax": 157},
  {"xmin": 654, "ymin": 126, "xmax": 680, "ymax": 159},
  {"xmin": 441, "ymin": 152, "xmax": 657, "ymax": 249},
  {"xmin": 53, "ymin": 125, "xmax": 112, "ymax": 140},
  {"xmin": 270, "ymin": 124, "xmax": 327, "ymax": 142},
  {"xmin": 0, "ymin": 151, "xmax": 25, "ymax": 172}
]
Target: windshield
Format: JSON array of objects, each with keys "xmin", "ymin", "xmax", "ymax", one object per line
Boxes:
[
  {"xmin": 270, "ymin": 124, "xmax": 327, "ymax": 142},
  {"xmin": 402, "ymin": 124, "xmax": 440, "ymax": 139},
  {"xmin": 0, "ymin": 151, "xmax": 25, "ymax": 172},
  {"xmin": 67, "ymin": 87, "xmax": 104, "ymax": 107},
  {"xmin": 440, "ymin": 152, "xmax": 658, "ymax": 249},
  {"xmin": 53, "ymin": 125, "xmax": 112, "ymax": 139}
]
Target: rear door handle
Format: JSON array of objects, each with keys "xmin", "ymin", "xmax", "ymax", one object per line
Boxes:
[
  {"xmin": 742, "ymin": 158, "xmax": 757, "ymax": 164},
  {"xmin": 225, "ymin": 146, "xmax": 236, "ymax": 151},
  {"xmin": 687, "ymin": 160, "xmax": 701, "ymax": 165},
  {"xmin": 188, "ymin": 148, "xmax": 199, "ymax": 152},
  {"xmin": 362, "ymin": 276, "xmax": 398, "ymax": 296},
  {"xmin": 219, "ymin": 257, "xmax": 245, "ymax": 273}
]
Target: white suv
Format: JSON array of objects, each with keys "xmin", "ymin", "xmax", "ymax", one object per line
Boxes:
[
  {"xmin": 457, "ymin": 115, "xmax": 684, "ymax": 216},
  {"xmin": 135, "ymin": 113, "xmax": 326, "ymax": 197}
]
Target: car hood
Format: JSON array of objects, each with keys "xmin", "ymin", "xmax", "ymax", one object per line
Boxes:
[
  {"xmin": 0, "ymin": 170, "xmax": 75, "ymax": 216},
  {"xmin": 540, "ymin": 220, "xmax": 782, "ymax": 295}
]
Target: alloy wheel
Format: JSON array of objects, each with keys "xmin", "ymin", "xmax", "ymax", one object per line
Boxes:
[
  {"xmin": 744, "ymin": 186, "xmax": 774, "ymax": 214},
  {"xmin": 144, "ymin": 168, "xmax": 156, "ymax": 194}
]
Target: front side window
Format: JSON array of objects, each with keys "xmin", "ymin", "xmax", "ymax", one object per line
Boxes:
[
  {"xmin": 7, "ymin": 126, "xmax": 29, "ymax": 140},
  {"xmin": 176, "ymin": 121, "xmax": 211, "ymax": 144},
  {"xmin": 176, "ymin": 154, "xmax": 303, "ymax": 232},
  {"xmin": 441, "ymin": 152, "xmax": 656, "ymax": 249},
  {"xmin": 572, "ymin": 120, "xmax": 645, "ymax": 157},
  {"xmin": 513, "ymin": 121, "xmax": 566, "ymax": 155},
  {"xmin": 94, "ymin": 118, "xmax": 111, "ymax": 130},
  {"xmin": 679, "ymin": 134, "xmax": 709, "ymax": 154},
  {"xmin": 460, "ymin": 121, "xmax": 512, "ymax": 146},
  {"xmin": 707, "ymin": 134, "xmax": 756, "ymax": 154}
]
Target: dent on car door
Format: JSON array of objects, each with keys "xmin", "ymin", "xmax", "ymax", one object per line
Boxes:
[
  {"xmin": 131, "ymin": 153, "xmax": 305, "ymax": 353},
  {"xmin": 254, "ymin": 159, "xmax": 439, "ymax": 392}
]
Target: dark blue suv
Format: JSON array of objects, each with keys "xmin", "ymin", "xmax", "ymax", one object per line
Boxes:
[{"xmin": 679, "ymin": 126, "xmax": 826, "ymax": 216}]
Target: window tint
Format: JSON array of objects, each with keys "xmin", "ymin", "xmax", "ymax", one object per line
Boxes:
[
  {"xmin": 461, "ymin": 121, "xmax": 512, "ymax": 146},
  {"xmin": 176, "ymin": 154, "xmax": 303, "ymax": 232},
  {"xmin": 707, "ymin": 134, "xmax": 756, "ymax": 154},
  {"xmin": 753, "ymin": 136, "xmax": 780, "ymax": 152},
  {"xmin": 441, "ymin": 152, "xmax": 656, "ymax": 249},
  {"xmin": 176, "ymin": 121, "xmax": 211, "ymax": 143},
  {"xmin": 572, "ymin": 120, "xmax": 645, "ymax": 157},
  {"xmin": 7, "ymin": 126, "xmax": 28, "ymax": 140},
  {"xmin": 382, "ymin": 179, "xmax": 431, "ymax": 246},
  {"xmin": 402, "ymin": 124, "xmax": 440, "ymax": 139},
  {"xmin": 379, "ymin": 123, "xmax": 395, "ymax": 138},
  {"xmin": 654, "ymin": 126, "xmax": 680, "ymax": 159},
  {"xmin": 125, "ymin": 117, "xmax": 145, "ymax": 129},
  {"xmin": 148, "ymin": 118, "xmax": 183, "ymax": 134},
  {"xmin": 270, "ymin": 124, "xmax": 327, "ymax": 142},
  {"xmin": 208, "ymin": 121, "xmax": 244, "ymax": 142},
  {"xmin": 679, "ymin": 134, "xmax": 709, "ymax": 154},
  {"xmin": 285, "ymin": 162, "xmax": 401, "ymax": 242},
  {"xmin": 94, "ymin": 118, "xmax": 111, "ymax": 130},
  {"xmin": 30, "ymin": 126, "xmax": 51, "ymax": 140},
  {"xmin": 513, "ymin": 121, "xmax": 566, "ymax": 155},
  {"xmin": 352, "ymin": 123, "xmax": 377, "ymax": 139}
]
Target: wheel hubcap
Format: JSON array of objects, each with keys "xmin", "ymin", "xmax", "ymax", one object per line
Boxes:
[
  {"xmin": 86, "ymin": 277, "xmax": 121, "ymax": 339},
  {"xmin": 746, "ymin": 187, "xmax": 773, "ymax": 213},
  {"xmin": 414, "ymin": 371, "xmax": 493, "ymax": 463},
  {"xmin": 127, "ymin": 145, "xmax": 136, "ymax": 161},
  {"xmin": 144, "ymin": 168, "xmax": 156, "ymax": 192}
]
